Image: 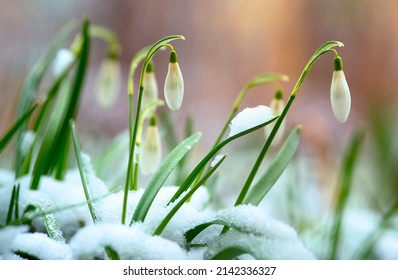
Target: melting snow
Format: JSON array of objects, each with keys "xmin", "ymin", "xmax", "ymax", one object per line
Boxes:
[{"xmin": 229, "ymin": 105, "xmax": 275, "ymax": 137}]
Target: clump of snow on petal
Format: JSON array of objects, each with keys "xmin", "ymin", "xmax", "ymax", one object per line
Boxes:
[
  {"xmin": 229, "ymin": 105, "xmax": 275, "ymax": 137},
  {"xmin": 69, "ymin": 223, "xmax": 187, "ymax": 259},
  {"xmin": 11, "ymin": 233, "xmax": 73, "ymax": 259}
]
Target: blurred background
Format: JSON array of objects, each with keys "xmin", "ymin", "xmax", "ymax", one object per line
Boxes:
[
  {"xmin": 1, "ymin": 0, "xmax": 398, "ymax": 258},
  {"xmin": 1, "ymin": 0, "xmax": 398, "ymax": 197},
  {"xmin": 1, "ymin": 0, "xmax": 397, "ymax": 141}
]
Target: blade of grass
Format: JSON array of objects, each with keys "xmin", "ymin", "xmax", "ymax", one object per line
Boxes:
[
  {"xmin": 210, "ymin": 246, "xmax": 253, "ymax": 260},
  {"xmin": 129, "ymin": 132, "xmax": 201, "ymax": 224},
  {"xmin": 70, "ymin": 121, "xmax": 99, "ymax": 223},
  {"xmin": 29, "ymin": 18, "xmax": 90, "ymax": 189},
  {"xmin": 15, "ymin": 20, "xmax": 77, "ymax": 174},
  {"xmin": 168, "ymin": 117, "xmax": 277, "ymax": 205},
  {"xmin": 243, "ymin": 125, "xmax": 301, "ymax": 206},
  {"xmin": 153, "ymin": 154, "xmax": 227, "ymax": 236},
  {"xmin": 38, "ymin": 206, "xmax": 65, "ymax": 242},
  {"xmin": 0, "ymin": 103, "xmax": 38, "ymax": 154},
  {"xmin": 329, "ymin": 129, "xmax": 364, "ymax": 259},
  {"xmin": 6, "ymin": 184, "xmax": 18, "ymax": 224}
]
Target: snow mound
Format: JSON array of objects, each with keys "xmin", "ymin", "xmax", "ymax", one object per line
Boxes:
[
  {"xmin": 11, "ymin": 233, "xmax": 73, "ymax": 260},
  {"xmin": 204, "ymin": 205, "xmax": 315, "ymax": 259},
  {"xmin": 69, "ymin": 223, "xmax": 187, "ymax": 260}
]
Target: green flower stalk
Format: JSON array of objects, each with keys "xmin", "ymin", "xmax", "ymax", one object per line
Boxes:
[
  {"xmin": 142, "ymin": 61, "xmax": 159, "ymax": 109},
  {"xmin": 95, "ymin": 56, "xmax": 122, "ymax": 107},
  {"xmin": 330, "ymin": 56, "xmax": 351, "ymax": 123},
  {"xmin": 164, "ymin": 50, "xmax": 184, "ymax": 110},
  {"xmin": 140, "ymin": 115, "xmax": 161, "ymax": 175},
  {"xmin": 265, "ymin": 89, "xmax": 285, "ymax": 146}
]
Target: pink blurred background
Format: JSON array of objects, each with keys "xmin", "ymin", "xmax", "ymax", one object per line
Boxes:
[{"xmin": 1, "ymin": 0, "xmax": 397, "ymax": 149}]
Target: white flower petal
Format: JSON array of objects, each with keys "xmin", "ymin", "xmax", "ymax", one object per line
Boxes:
[
  {"xmin": 164, "ymin": 63, "xmax": 184, "ymax": 110},
  {"xmin": 142, "ymin": 72, "xmax": 159, "ymax": 108},
  {"xmin": 95, "ymin": 59, "xmax": 121, "ymax": 108},
  {"xmin": 330, "ymin": 71, "xmax": 351, "ymax": 123},
  {"xmin": 141, "ymin": 125, "xmax": 161, "ymax": 175}
]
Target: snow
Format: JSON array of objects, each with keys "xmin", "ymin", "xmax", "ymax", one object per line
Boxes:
[
  {"xmin": 70, "ymin": 224, "xmax": 187, "ymax": 259},
  {"xmin": 52, "ymin": 48, "xmax": 75, "ymax": 76},
  {"xmin": 11, "ymin": 233, "xmax": 72, "ymax": 260},
  {"xmin": 19, "ymin": 131, "xmax": 35, "ymax": 157},
  {"xmin": 202, "ymin": 205, "xmax": 315, "ymax": 259},
  {"xmin": 0, "ymin": 226, "xmax": 28, "ymax": 259},
  {"xmin": 229, "ymin": 105, "xmax": 275, "ymax": 137}
]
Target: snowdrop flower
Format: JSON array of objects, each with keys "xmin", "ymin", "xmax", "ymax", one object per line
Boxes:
[
  {"xmin": 141, "ymin": 115, "xmax": 161, "ymax": 175},
  {"xmin": 142, "ymin": 61, "xmax": 159, "ymax": 108},
  {"xmin": 52, "ymin": 48, "xmax": 75, "ymax": 77},
  {"xmin": 330, "ymin": 56, "xmax": 351, "ymax": 123},
  {"xmin": 164, "ymin": 50, "xmax": 184, "ymax": 110},
  {"xmin": 265, "ymin": 90, "xmax": 285, "ymax": 146},
  {"xmin": 95, "ymin": 56, "xmax": 121, "ymax": 108}
]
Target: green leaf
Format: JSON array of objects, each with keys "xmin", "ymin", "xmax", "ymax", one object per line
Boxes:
[
  {"xmin": 247, "ymin": 73, "xmax": 289, "ymax": 88},
  {"xmin": 329, "ymin": 129, "xmax": 364, "ymax": 259},
  {"xmin": 0, "ymin": 103, "xmax": 38, "ymax": 154},
  {"xmin": 210, "ymin": 246, "xmax": 254, "ymax": 260},
  {"xmin": 104, "ymin": 246, "xmax": 120, "ymax": 260},
  {"xmin": 15, "ymin": 20, "xmax": 78, "ymax": 174},
  {"xmin": 6, "ymin": 184, "xmax": 19, "ymax": 224},
  {"xmin": 130, "ymin": 132, "xmax": 201, "ymax": 224},
  {"xmin": 153, "ymin": 154, "xmax": 227, "ymax": 236},
  {"xmin": 29, "ymin": 18, "xmax": 90, "ymax": 190},
  {"xmin": 168, "ymin": 117, "xmax": 277, "ymax": 205},
  {"xmin": 39, "ymin": 207, "xmax": 65, "ymax": 242},
  {"xmin": 243, "ymin": 125, "xmax": 302, "ymax": 206},
  {"xmin": 70, "ymin": 121, "xmax": 99, "ymax": 223}
]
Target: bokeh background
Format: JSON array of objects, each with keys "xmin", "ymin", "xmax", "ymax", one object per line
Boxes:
[{"xmin": 1, "ymin": 0, "xmax": 397, "ymax": 201}]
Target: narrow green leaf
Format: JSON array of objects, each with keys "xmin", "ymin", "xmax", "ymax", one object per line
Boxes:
[
  {"xmin": 329, "ymin": 129, "xmax": 364, "ymax": 259},
  {"xmin": 243, "ymin": 126, "xmax": 302, "ymax": 205},
  {"xmin": 104, "ymin": 246, "xmax": 120, "ymax": 260},
  {"xmin": 14, "ymin": 251, "xmax": 41, "ymax": 260},
  {"xmin": 153, "ymin": 154, "xmax": 227, "ymax": 236},
  {"xmin": 39, "ymin": 207, "xmax": 65, "ymax": 242},
  {"xmin": 130, "ymin": 132, "xmax": 201, "ymax": 224},
  {"xmin": 0, "ymin": 103, "xmax": 38, "ymax": 154},
  {"xmin": 210, "ymin": 246, "xmax": 253, "ymax": 260},
  {"xmin": 247, "ymin": 73, "xmax": 289, "ymax": 88},
  {"xmin": 168, "ymin": 117, "xmax": 277, "ymax": 204},
  {"xmin": 185, "ymin": 222, "xmax": 220, "ymax": 244},
  {"xmin": 29, "ymin": 18, "xmax": 90, "ymax": 189},
  {"xmin": 6, "ymin": 184, "xmax": 18, "ymax": 224},
  {"xmin": 49, "ymin": 18, "xmax": 91, "ymax": 176},
  {"xmin": 70, "ymin": 121, "xmax": 99, "ymax": 223},
  {"xmin": 15, "ymin": 20, "xmax": 78, "ymax": 174}
]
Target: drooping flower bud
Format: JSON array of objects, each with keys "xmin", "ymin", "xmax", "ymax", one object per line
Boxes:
[
  {"xmin": 140, "ymin": 115, "xmax": 161, "ymax": 175},
  {"xmin": 95, "ymin": 56, "xmax": 121, "ymax": 108},
  {"xmin": 265, "ymin": 89, "xmax": 285, "ymax": 146},
  {"xmin": 164, "ymin": 50, "xmax": 184, "ymax": 110},
  {"xmin": 330, "ymin": 56, "xmax": 351, "ymax": 123},
  {"xmin": 142, "ymin": 60, "xmax": 159, "ymax": 108},
  {"xmin": 52, "ymin": 48, "xmax": 75, "ymax": 77}
]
